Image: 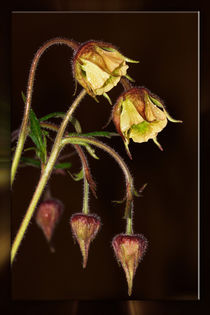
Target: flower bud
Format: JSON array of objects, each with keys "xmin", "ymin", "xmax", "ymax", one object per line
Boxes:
[
  {"xmin": 70, "ymin": 213, "xmax": 100, "ymax": 268},
  {"xmin": 73, "ymin": 41, "xmax": 138, "ymax": 101},
  {"xmin": 36, "ymin": 199, "xmax": 64, "ymax": 242},
  {"xmin": 112, "ymin": 233, "xmax": 148, "ymax": 296},
  {"xmin": 112, "ymin": 87, "xmax": 182, "ymax": 155}
]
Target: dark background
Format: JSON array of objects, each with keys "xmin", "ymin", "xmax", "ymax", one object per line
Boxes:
[
  {"xmin": 0, "ymin": 0, "xmax": 209, "ymax": 314},
  {"xmin": 11, "ymin": 12, "xmax": 198, "ymax": 300}
]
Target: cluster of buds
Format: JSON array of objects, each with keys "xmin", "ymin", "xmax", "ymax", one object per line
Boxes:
[
  {"xmin": 112, "ymin": 233, "xmax": 148, "ymax": 296},
  {"xmin": 73, "ymin": 40, "xmax": 138, "ymax": 102}
]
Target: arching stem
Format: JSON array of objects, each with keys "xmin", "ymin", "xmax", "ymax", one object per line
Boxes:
[
  {"xmin": 11, "ymin": 37, "xmax": 80, "ymax": 185},
  {"xmin": 61, "ymin": 136, "xmax": 134, "ymax": 224}
]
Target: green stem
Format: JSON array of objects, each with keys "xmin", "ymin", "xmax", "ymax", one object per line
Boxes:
[
  {"xmin": 11, "ymin": 89, "xmax": 86, "ymax": 264},
  {"xmin": 83, "ymin": 177, "xmax": 89, "ymax": 215},
  {"xmin": 126, "ymin": 217, "xmax": 133, "ymax": 235},
  {"xmin": 73, "ymin": 144, "xmax": 91, "ymax": 214},
  {"xmin": 61, "ymin": 136, "xmax": 134, "ymax": 219},
  {"xmin": 11, "ymin": 37, "xmax": 79, "ymax": 186}
]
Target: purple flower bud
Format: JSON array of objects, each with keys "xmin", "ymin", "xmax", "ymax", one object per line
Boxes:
[
  {"xmin": 70, "ymin": 213, "xmax": 100, "ymax": 268},
  {"xmin": 36, "ymin": 199, "xmax": 64, "ymax": 242},
  {"xmin": 112, "ymin": 233, "xmax": 148, "ymax": 296}
]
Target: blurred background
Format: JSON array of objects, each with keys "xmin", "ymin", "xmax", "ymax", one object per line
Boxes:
[
  {"xmin": 0, "ymin": 1, "xmax": 209, "ymax": 314},
  {"xmin": 11, "ymin": 12, "xmax": 198, "ymax": 301}
]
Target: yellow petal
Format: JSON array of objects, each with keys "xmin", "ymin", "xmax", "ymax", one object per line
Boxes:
[
  {"xmin": 81, "ymin": 59, "xmax": 110, "ymax": 90},
  {"xmin": 130, "ymin": 119, "xmax": 167, "ymax": 143},
  {"xmin": 120, "ymin": 98, "xmax": 144, "ymax": 134},
  {"xmin": 95, "ymin": 76, "xmax": 120, "ymax": 95},
  {"xmin": 96, "ymin": 47, "xmax": 125, "ymax": 72},
  {"xmin": 144, "ymin": 94, "xmax": 166, "ymax": 122}
]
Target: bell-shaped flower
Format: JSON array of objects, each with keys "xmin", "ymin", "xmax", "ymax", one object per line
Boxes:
[
  {"xmin": 112, "ymin": 87, "xmax": 182, "ymax": 157},
  {"xmin": 73, "ymin": 41, "xmax": 138, "ymax": 103}
]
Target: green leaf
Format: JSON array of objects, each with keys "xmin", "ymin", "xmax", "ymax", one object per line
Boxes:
[
  {"xmin": 67, "ymin": 168, "xmax": 84, "ymax": 181},
  {"xmin": 20, "ymin": 157, "xmax": 72, "ymax": 170},
  {"xmin": 29, "ymin": 109, "xmax": 47, "ymax": 163},
  {"xmin": 68, "ymin": 131, "xmax": 119, "ymax": 138},
  {"xmin": 40, "ymin": 112, "xmax": 82, "ymax": 133},
  {"xmin": 85, "ymin": 144, "xmax": 99, "ymax": 160},
  {"xmin": 20, "ymin": 157, "xmax": 41, "ymax": 168},
  {"xmin": 54, "ymin": 162, "xmax": 72, "ymax": 169},
  {"xmin": 39, "ymin": 112, "xmax": 66, "ymax": 122},
  {"xmin": 21, "ymin": 91, "xmax": 27, "ymax": 103}
]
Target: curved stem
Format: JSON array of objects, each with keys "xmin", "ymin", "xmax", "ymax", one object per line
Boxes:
[
  {"xmin": 11, "ymin": 89, "xmax": 86, "ymax": 264},
  {"xmin": 11, "ymin": 37, "xmax": 80, "ymax": 185},
  {"xmin": 61, "ymin": 136, "xmax": 134, "ymax": 220}
]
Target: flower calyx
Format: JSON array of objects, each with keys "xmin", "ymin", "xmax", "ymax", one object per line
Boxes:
[
  {"xmin": 36, "ymin": 199, "xmax": 64, "ymax": 243},
  {"xmin": 73, "ymin": 41, "xmax": 138, "ymax": 103},
  {"xmin": 70, "ymin": 213, "xmax": 101, "ymax": 268},
  {"xmin": 112, "ymin": 87, "xmax": 182, "ymax": 158},
  {"xmin": 112, "ymin": 233, "xmax": 148, "ymax": 296}
]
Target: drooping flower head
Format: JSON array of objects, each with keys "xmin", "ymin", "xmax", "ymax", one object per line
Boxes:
[
  {"xmin": 70, "ymin": 213, "xmax": 101, "ymax": 268},
  {"xmin": 73, "ymin": 41, "xmax": 138, "ymax": 103},
  {"xmin": 36, "ymin": 199, "xmax": 64, "ymax": 243},
  {"xmin": 112, "ymin": 87, "xmax": 182, "ymax": 157},
  {"xmin": 112, "ymin": 233, "xmax": 148, "ymax": 296}
]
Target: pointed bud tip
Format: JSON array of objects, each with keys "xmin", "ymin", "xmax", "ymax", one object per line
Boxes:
[
  {"xmin": 112, "ymin": 233, "xmax": 148, "ymax": 296},
  {"xmin": 70, "ymin": 213, "xmax": 101, "ymax": 268},
  {"xmin": 36, "ymin": 199, "xmax": 64, "ymax": 242}
]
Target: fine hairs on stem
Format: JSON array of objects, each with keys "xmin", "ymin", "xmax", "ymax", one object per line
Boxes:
[
  {"xmin": 11, "ymin": 89, "xmax": 86, "ymax": 264},
  {"xmin": 11, "ymin": 38, "xmax": 80, "ymax": 186},
  {"xmin": 61, "ymin": 136, "xmax": 134, "ymax": 222}
]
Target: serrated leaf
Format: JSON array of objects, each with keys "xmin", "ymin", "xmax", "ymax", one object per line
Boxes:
[
  {"xmin": 29, "ymin": 109, "xmax": 47, "ymax": 163},
  {"xmin": 54, "ymin": 162, "xmax": 72, "ymax": 169}
]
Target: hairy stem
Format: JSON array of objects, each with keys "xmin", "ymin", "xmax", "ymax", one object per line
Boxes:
[
  {"xmin": 82, "ymin": 177, "xmax": 89, "ymax": 215},
  {"xmin": 11, "ymin": 89, "xmax": 86, "ymax": 264},
  {"xmin": 61, "ymin": 136, "xmax": 134, "ymax": 220},
  {"xmin": 120, "ymin": 77, "xmax": 133, "ymax": 91},
  {"xmin": 11, "ymin": 37, "xmax": 80, "ymax": 185},
  {"xmin": 126, "ymin": 217, "xmax": 133, "ymax": 235}
]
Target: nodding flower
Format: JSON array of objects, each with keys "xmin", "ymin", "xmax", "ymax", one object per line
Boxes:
[
  {"xmin": 73, "ymin": 40, "xmax": 138, "ymax": 103},
  {"xmin": 112, "ymin": 87, "xmax": 182, "ymax": 156}
]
